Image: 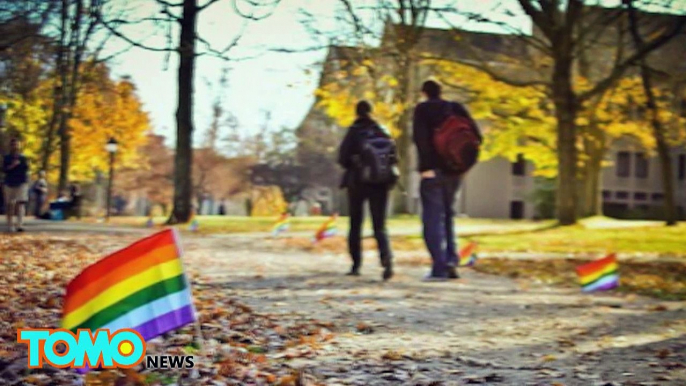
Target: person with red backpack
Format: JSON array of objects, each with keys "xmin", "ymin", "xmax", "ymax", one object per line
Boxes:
[
  {"xmin": 413, "ymin": 80, "xmax": 482, "ymax": 281},
  {"xmin": 338, "ymin": 101, "xmax": 397, "ymax": 281}
]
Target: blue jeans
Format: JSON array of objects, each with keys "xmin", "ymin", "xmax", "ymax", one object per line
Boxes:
[{"xmin": 420, "ymin": 171, "xmax": 461, "ymax": 277}]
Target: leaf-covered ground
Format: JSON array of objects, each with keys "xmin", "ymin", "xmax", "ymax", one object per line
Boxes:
[
  {"xmin": 2, "ymin": 228, "xmax": 686, "ymax": 385},
  {"xmin": 0, "ymin": 234, "xmax": 334, "ymax": 386}
]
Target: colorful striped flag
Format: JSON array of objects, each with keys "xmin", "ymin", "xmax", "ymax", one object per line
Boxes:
[
  {"xmin": 576, "ymin": 254, "xmax": 619, "ymax": 292},
  {"xmin": 61, "ymin": 229, "xmax": 196, "ymax": 371},
  {"xmin": 188, "ymin": 217, "xmax": 199, "ymax": 232},
  {"xmin": 458, "ymin": 242, "xmax": 478, "ymax": 267},
  {"xmin": 314, "ymin": 214, "xmax": 338, "ymax": 243},
  {"xmin": 272, "ymin": 213, "xmax": 290, "ymax": 237}
]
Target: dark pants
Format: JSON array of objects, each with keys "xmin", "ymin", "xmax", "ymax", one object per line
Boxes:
[
  {"xmin": 420, "ymin": 171, "xmax": 461, "ymax": 277},
  {"xmin": 347, "ymin": 184, "xmax": 392, "ymax": 271}
]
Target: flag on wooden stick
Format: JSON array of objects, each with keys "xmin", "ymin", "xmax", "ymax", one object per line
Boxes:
[
  {"xmin": 272, "ymin": 213, "xmax": 290, "ymax": 237},
  {"xmin": 458, "ymin": 242, "xmax": 478, "ymax": 267},
  {"xmin": 576, "ymin": 254, "xmax": 619, "ymax": 292},
  {"xmin": 61, "ymin": 229, "xmax": 197, "ymax": 372},
  {"xmin": 314, "ymin": 214, "xmax": 338, "ymax": 243}
]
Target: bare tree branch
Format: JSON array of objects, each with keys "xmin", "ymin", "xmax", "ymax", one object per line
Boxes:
[
  {"xmin": 97, "ymin": 15, "xmax": 177, "ymax": 52},
  {"xmin": 579, "ymin": 14, "xmax": 686, "ymax": 102},
  {"xmin": 421, "ymin": 55, "xmax": 550, "ymax": 88}
]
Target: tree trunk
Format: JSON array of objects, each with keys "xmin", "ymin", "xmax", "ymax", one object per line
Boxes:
[
  {"xmin": 43, "ymin": 0, "xmax": 69, "ymax": 175},
  {"xmin": 626, "ymin": 0, "xmax": 677, "ymax": 226},
  {"xmin": 551, "ymin": 55, "xmax": 579, "ymax": 225},
  {"xmin": 579, "ymin": 126, "xmax": 605, "ymax": 217},
  {"xmin": 392, "ymin": 56, "xmax": 414, "ymax": 214},
  {"xmin": 168, "ymin": 0, "xmax": 197, "ymax": 224}
]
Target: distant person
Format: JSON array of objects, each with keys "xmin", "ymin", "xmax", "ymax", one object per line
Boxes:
[
  {"xmin": 32, "ymin": 170, "xmax": 48, "ymax": 217},
  {"xmin": 338, "ymin": 101, "xmax": 398, "ymax": 281},
  {"xmin": 114, "ymin": 194, "xmax": 126, "ymax": 215},
  {"xmin": 69, "ymin": 183, "xmax": 82, "ymax": 219},
  {"xmin": 3, "ymin": 138, "xmax": 29, "ymax": 232},
  {"xmin": 413, "ymin": 80, "xmax": 481, "ymax": 281}
]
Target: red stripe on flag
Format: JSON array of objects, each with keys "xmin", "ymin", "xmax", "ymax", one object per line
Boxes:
[
  {"xmin": 66, "ymin": 229, "xmax": 177, "ymax": 294},
  {"xmin": 575, "ymin": 254, "xmax": 617, "ymax": 277}
]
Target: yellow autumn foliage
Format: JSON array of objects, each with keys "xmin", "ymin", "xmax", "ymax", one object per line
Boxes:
[{"xmin": 250, "ymin": 186, "xmax": 288, "ymax": 216}]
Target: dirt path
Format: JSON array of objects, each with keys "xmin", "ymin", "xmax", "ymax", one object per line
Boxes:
[
  {"xmin": 5, "ymin": 228, "xmax": 684, "ymax": 385},
  {"xmin": 179, "ymin": 234, "xmax": 686, "ymax": 386}
]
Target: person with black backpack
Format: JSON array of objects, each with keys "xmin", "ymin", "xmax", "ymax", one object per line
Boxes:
[
  {"xmin": 338, "ymin": 101, "xmax": 397, "ymax": 281},
  {"xmin": 413, "ymin": 80, "xmax": 482, "ymax": 281}
]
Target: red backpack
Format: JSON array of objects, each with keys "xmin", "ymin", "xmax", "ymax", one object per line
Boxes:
[{"xmin": 433, "ymin": 104, "xmax": 481, "ymax": 175}]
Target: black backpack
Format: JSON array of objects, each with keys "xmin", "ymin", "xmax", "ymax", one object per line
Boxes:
[{"xmin": 357, "ymin": 126, "xmax": 398, "ymax": 186}]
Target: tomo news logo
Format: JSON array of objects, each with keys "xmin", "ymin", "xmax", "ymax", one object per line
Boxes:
[
  {"xmin": 18, "ymin": 329, "xmax": 146, "ymax": 369},
  {"xmin": 17, "ymin": 329, "xmax": 195, "ymax": 370}
]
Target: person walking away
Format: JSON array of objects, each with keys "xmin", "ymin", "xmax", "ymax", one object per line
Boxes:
[
  {"xmin": 3, "ymin": 138, "xmax": 30, "ymax": 232},
  {"xmin": 32, "ymin": 170, "xmax": 48, "ymax": 217},
  {"xmin": 338, "ymin": 101, "xmax": 398, "ymax": 281},
  {"xmin": 412, "ymin": 80, "xmax": 482, "ymax": 281}
]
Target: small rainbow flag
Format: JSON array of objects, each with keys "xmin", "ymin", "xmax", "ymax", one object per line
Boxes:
[
  {"xmin": 314, "ymin": 214, "xmax": 338, "ymax": 243},
  {"xmin": 61, "ymin": 229, "xmax": 196, "ymax": 371},
  {"xmin": 458, "ymin": 242, "xmax": 478, "ymax": 267},
  {"xmin": 576, "ymin": 254, "xmax": 619, "ymax": 292},
  {"xmin": 188, "ymin": 217, "xmax": 199, "ymax": 232},
  {"xmin": 272, "ymin": 213, "xmax": 290, "ymax": 237}
]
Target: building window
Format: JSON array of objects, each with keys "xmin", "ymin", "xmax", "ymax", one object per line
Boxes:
[
  {"xmin": 634, "ymin": 192, "xmax": 647, "ymax": 201},
  {"xmin": 679, "ymin": 154, "xmax": 685, "ymax": 181},
  {"xmin": 602, "ymin": 190, "xmax": 611, "ymax": 199},
  {"xmin": 652, "ymin": 193, "xmax": 664, "ymax": 201},
  {"xmin": 635, "ymin": 152, "xmax": 649, "ymax": 178},
  {"xmin": 616, "ymin": 191, "xmax": 629, "ymax": 199},
  {"xmin": 510, "ymin": 201, "xmax": 524, "ymax": 219},
  {"xmin": 636, "ymin": 204, "xmax": 650, "ymax": 212},
  {"xmin": 512, "ymin": 154, "xmax": 526, "ymax": 176},
  {"xmin": 617, "ymin": 151, "xmax": 630, "ymax": 177}
]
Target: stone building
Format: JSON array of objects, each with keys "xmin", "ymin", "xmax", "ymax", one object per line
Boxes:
[{"xmin": 296, "ymin": 8, "xmax": 686, "ymax": 219}]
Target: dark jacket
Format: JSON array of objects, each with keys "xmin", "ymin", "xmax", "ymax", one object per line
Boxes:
[
  {"xmin": 412, "ymin": 98, "xmax": 481, "ymax": 172},
  {"xmin": 338, "ymin": 117, "xmax": 391, "ymax": 189},
  {"xmin": 2, "ymin": 154, "xmax": 29, "ymax": 187}
]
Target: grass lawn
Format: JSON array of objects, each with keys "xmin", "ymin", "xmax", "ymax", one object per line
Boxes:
[
  {"xmin": 93, "ymin": 215, "xmax": 685, "ymax": 256},
  {"xmin": 99, "ymin": 215, "xmax": 551, "ymax": 234},
  {"xmin": 397, "ymin": 217, "xmax": 686, "ymax": 257}
]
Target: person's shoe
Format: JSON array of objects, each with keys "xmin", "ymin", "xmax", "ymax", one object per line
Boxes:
[
  {"xmin": 16, "ymin": 227, "xmax": 24, "ymax": 233},
  {"xmin": 346, "ymin": 269, "xmax": 360, "ymax": 276},
  {"xmin": 382, "ymin": 266, "xmax": 393, "ymax": 281},
  {"xmin": 448, "ymin": 266, "xmax": 459, "ymax": 279},
  {"xmin": 422, "ymin": 274, "xmax": 448, "ymax": 282}
]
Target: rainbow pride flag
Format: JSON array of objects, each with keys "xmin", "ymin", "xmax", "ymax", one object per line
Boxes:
[
  {"xmin": 62, "ymin": 229, "xmax": 196, "ymax": 370},
  {"xmin": 458, "ymin": 242, "xmax": 478, "ymax": 267},
  {"xmin": 576, "ymin": 254, "xmax": 619, "ymax": 292},
  {"xmin": 188, "ymin": 217, "xmax": 199, "ymax": 232},
  {"xmin": 272, "ymin": 213, "xmax": 290, "ymax": 237},
  {"xmin": 314, "ymin": 215, "xmax": 337, "ymax": 242}
]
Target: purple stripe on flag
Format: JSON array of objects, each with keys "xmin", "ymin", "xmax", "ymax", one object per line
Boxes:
[
  {"xmin": 134, "ymin": 304, "xmax": 196, "ymax": 341},
  {"xmin": 75, "ymin": 305, "xmax": 196, "ymax": 374},
  {"xmin": 582, "ymin": 274, "xmax": 619, "ymax": 292},
  {"xmin": 589, "ymin": 280, "xmax": 618, "ymax": 292}
]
